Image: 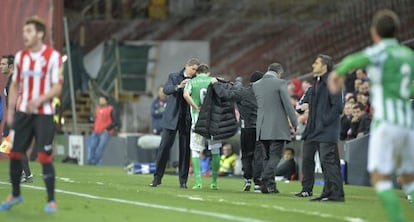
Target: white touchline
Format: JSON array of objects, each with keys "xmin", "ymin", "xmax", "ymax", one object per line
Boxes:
[
  {"xmin": 178, "ymin": 194, "xmax": 365, "ymax": 222},
  {"xmin": 0, "ymin": 182, "xmax": 266, "ymax": 222}
]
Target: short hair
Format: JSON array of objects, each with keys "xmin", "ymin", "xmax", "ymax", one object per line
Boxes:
[
  {"xmin": 100, "ymin": 94, "xmax": 109, "ymax": 101},
  {"xmin": 25, "ymin": 16, "xmax": 46, "ymax": 39},
  {"xmin": 186, "ymin": 58, "xmax": 200, "ymax": 67},
  {"xmin": 372, "ymin": 9, "xmax": 400, "ymax": 38},
  {"xmin": 196, "ymin": 64, "xmax": 209, "ymax": 74},
  {"xmin": 284, "ymin": 147, "xmax": 295, "ymax": 156},
  {"xmin": 317, "ymin": 54, "xmax": 333, "ymax": 72},
  {"xmin": 250, "ymin": 71, "xmax": 263, "ymax": 83},
  {"xmin": 222, "ymin": 143, "xmax": 233, "ymax": 150},
  {"xmin": 1, "ymin": 55, "xmax": 14, "ymax": 66},
  {"xmin": 353, "ymin": 102, "xmax": 365, "ymax": 111},
  {"xmin": 268, "ymin": 63, "xmax": 284, "ymax": 74},
  {"xmin": 346, "ymin": 95, "xmax": 356, "ymax": 102}
]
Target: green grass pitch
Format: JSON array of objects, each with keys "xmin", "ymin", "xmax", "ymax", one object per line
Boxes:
[{"xmin": 0, "ymin": 161, "xmax": 413, "ymax": 222}]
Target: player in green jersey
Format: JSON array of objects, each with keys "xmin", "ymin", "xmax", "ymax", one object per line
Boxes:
[
  {"xmin": 329, "ymin": 9, "xmax": 414, "ymax": 222},
  {"xmin": 183, "ymin": 64, "xmax": 221, "ymax": 190}
]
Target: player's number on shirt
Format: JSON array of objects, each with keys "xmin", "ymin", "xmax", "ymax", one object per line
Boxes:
[
  {"xmin": 400, "ymin": 63, "xmax": 411, "ymax": 99},
  {"xmin": 200, "ymin": 88, "xmax": 207, "ymax": 105}
]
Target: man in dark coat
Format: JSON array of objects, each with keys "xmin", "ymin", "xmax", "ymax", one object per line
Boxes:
[
  {"xmin": 295, "ymin": 55, "xmax": 345, "ymax": 202},
  {"xmin": 149, "ymin": 58, "xmax": 200, "ymax": 188},
  {"xmin": 210, "ymin": 71, "xmax": 265, "ymax": 191}
]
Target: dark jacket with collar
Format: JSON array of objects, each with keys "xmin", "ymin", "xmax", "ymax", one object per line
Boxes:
[
  {"xmin": 211, "ymin": 83, "xmax": 258, "ymax": 129},
  {"xmin": 161, "ymin": 69, "xmax": 191, "ymax": 130},
  {"xmin": 194, "ymin": 81, "xmax": 238, "ymax": 140},
  {"xmin": 302, "ymin": 73, "xmax": 343, "ymax": 143}
]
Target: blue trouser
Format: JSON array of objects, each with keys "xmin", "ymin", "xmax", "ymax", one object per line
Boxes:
[{"xmin": 87, "ymin": 131, "xmax": 110, "ymax": 165}]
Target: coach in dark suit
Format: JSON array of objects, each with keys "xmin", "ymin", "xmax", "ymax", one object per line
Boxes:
[
  {"xmin": 295, "ymin": 55, "xmax": 345, "ymax": 202},
  {"xmin": 253, "ymin": 63, "xmax": 297, "ymax": 193},
  {"xmin": 149, "ymin": 58, "xmax": 200, "ymax": 188}
]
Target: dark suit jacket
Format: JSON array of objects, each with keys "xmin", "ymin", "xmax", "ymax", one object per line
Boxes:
[
  {"xmin": 161, "ymin": 69, "xmax": 191, "ymax": 130},
  {"xmin": 302, "ymin": 73, "xmax": 343, "ymax": 143}
]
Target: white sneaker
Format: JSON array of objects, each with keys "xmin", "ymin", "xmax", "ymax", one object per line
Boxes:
[{"xmin": 21, "ymin": 174, "xmax": 33, "ymax": 183}]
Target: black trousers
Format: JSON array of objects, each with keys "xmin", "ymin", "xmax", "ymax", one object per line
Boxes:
[
  {"xmin": 261, "ymin": 140, "xmax": 285, "ymax": 189},
  {"xmin": 301, "ymin": 140, "xmax": 344, "ymax": 198},
  {"xmin": 240, "ymin": 128, "xmax": 263, "ymax": 184},
  {"xmin": 153, "ymin": 121, "xmax": 190, "ymax": 186}
]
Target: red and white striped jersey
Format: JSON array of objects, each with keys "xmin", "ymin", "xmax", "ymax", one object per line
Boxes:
[{"xmin": 13, "ymin": 45, "xmax": 64, "ymax": 115}]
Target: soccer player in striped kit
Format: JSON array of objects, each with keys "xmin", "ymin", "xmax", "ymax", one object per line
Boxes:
[
  {"xmin": 329, "ymin": 9, "xmax": 414, "ymax": 222},
  {"xmin": 0, "ymin": 16, "xmax": 63, "ymax": 213}
]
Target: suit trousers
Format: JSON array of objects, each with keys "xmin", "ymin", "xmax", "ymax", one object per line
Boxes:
[
  {"xmin": 261, "ymin": 140, "xmax": 285, "ymax": 189},
  {"xmin": 153, "ymin": 121, "xmax": 190, "ymax": 186},
  {"xmin": 240, "ymin": 128, "xmax": 263, "ymax": 183},
  {"xmin": 301, "ymin": 140, "xmax": 344, "ymax": 198}
]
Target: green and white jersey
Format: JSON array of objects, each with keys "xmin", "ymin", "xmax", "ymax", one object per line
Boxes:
[
  {"xmin": 184, "ymin": 73, "xmax": 212, "ymax": 124},
  {"xmin": 336, "ymin": 39, "xmax": 414, "ymax": 129}
]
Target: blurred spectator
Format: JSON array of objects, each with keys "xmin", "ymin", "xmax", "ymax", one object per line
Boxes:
[
  {"xmin": 87, "ymin": 95, "xmax": 118, "ymax": 165},
  {"xmin": 345, "ymin": 92, "xmax": 356, "ymax": 103},
  {"xmin": 275, "ymin": 147, "xmax": 297, "ymax": 180},
  {"xmin": 151, "ymin": 85, "xmax": 167, "ymax": 135},
  {"xmin": 287, "ymin": 82, "xmax": 296, "ymax": 96},
  {"xmin": 348, "ymin": 102, "xmax": 371, "ymax": 139},
  {"xmin": 219, "ymin": 144, "xmax": 237, "ymax": 176},
  {"xmin": 344, "ymin": 70, "xmax": 357, "ymax": 93},
  {"xmin": 291, "ymin": 77, "xmax": 303, "ymax": 98},
  {"xmin": 356, "ymin": 69, "xmax": 368, "ymax": 81},
  {"xmin": 358, "ymin": 81, "xmax": 370, "ymax": 95},
  {"xmin": 340, "ymin": 102, "xmax": 353, "ymax": 140},
  {"xmin": 356, "ymin": 93, "xmax": 370, "ymax": 114},
  {"xmin": 354, "ymin": 79, "xmax": 363, "ymax": 94}
]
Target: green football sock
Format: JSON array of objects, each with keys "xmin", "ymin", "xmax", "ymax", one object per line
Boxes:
[
  {"xmin": 192, "ymin": 157, "xmax": 202, "ymax": 188},
  {"xmin": 377, "ymin": 189, "xmax": 405, "ymax": 222},
  {"xmin": 410, "ymin": 190, "xmax": 414, "ymax": 206},
  {"xmin": 211, "ymin": 154, "xmax": 220, "ymax": 186}
]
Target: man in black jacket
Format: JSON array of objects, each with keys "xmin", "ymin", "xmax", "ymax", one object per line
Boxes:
[
  {"xmin": 210, "ymin": 71, "xmax": 265, "ymax": 191},
  {"xmin": 295, "ymin": 55, "xmax": 345, "ymax": 202},
  {"xmin": 149, "ymin": 58, "xmax": 200, "ymax": 188}
]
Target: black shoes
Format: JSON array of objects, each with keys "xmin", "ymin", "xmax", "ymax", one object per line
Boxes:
[
  {"xmin": 180, "ymin": 184, "xmax": 188, "ymax": 189},
  {"xmin": 260, "ymin": 183, "xmax": 279, "ymax": 194},
  {"xmin": 149, "ymin": 180, "xmax": 161, "ymax": 187},
  {"xmin": 319, "ymin": 197, "xmax": 345, "ymax": 202},
  {"xmin": 295, "ymin": 191, "xmax": 313, "ymax": 197},
  {"xmin": 310, "ymin": 196, "xmax": 345, "ymax": 202},
  {"xmin": 309, "ymin": 196, "xmax": 324, "ymax": 201}
]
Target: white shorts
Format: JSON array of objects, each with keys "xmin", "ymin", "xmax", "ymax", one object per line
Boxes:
[
  {"xmin": 190, "ymin": 131, "xmax": 221, "ymax": 153},
  {"xmin": 368, "ymin": 122, "xmax": 414, "ymax": 175}
]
